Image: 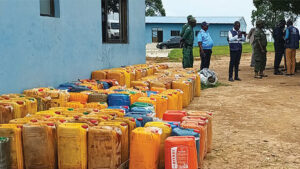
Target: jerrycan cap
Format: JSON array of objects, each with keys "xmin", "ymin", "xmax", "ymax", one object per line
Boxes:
[
  {"xmin": 83, "ymin": 112, "xmax": 89, "ymax": 115},
  {"xmin": 123, "ymin": 106, "xmax": 129, "ymax": 109},
  {"xmin": 82, "ymin": 125, "xmax": 89, "ymax": 129},
  {"xmin": 67, "ymin": 108, "xmax": 74, "ymax": 111},
  {"xmin": 38, "ymin": 89, "xmax": 44, "ymax": 92},
  {"xmin": 137, "ymin": 118, "xmax": 143, "ymax": 121},
  {"xmin": 120, "ymin": 123, "xmax": 128, "ymax": 126},
  {"xmin": 17, "ymin": 125, "xmax": 23, "ymax": 129},
  {"xmin": 47, "ymin": 123, "xmax": 55, "ymax": 127},
  {"xmin": 90, "ymin": 120, "xmax": 98, "ymax": 124},
  {"xmin": 55, "ymin": 111, "xmax": 61, "ymax": 115},
  {"xmin": 59, "ymin": 119, "xmax": 66, "ymax": 123},
  {"xmin": 102, "ymin": 117, "xmax": 109, "ymax": 120},
  {"xmin": 16, "ymin": 101, "xmax": 24, "ymax": 105},
  {"xmin": 30, "ymin": 119, "xmax": 38, "ymax": 123},
  {"xmin": 45, "ymin": 115, "xmax": 51, "ymax": 118},
  {"xmin": 198, "ymin": 121, "xmax": 205, "ymax": 126},
  {"xmin": 93, "ymin": 109, "xmax": 99, "ymax": 112},
  {"xmin": 130, "ymin": 118, "xmax": 135, "ymax": 122},
  {"xmin": 165, "ymin": 124, "xmax": 171, "ymax": 128},
  {"xmin": 74, "ymin": 115, "xmax": 80, "ymax": 120},
  {"xmin": 193, "ymin": 129, "xmax": 200, "ymax": 133}
]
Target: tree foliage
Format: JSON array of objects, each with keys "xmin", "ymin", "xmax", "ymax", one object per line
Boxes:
[
  {"xmin": 145, "ymin": 0, "xmax": 166, "ymax": 16},
  {"xmin": 252, "ymin": 0, "xmax": 298, "ymax": 32}
]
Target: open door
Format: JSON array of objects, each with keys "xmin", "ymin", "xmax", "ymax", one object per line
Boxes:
[
  {"xmin": 152, "ymin": 28, "xmax": 163, "ymax": 43},
  {"xmin": 157, "ymin": 30, "xmax": 163, "ymax": 43}
]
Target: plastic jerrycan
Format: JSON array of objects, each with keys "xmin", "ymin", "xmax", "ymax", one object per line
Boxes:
[
  {"xmin": 107, "ymin": 70, "xmax": 126, "ymax": 86},
  {"xmin": 57, "ymin": 123, "xmax": 87, "ymax": 169},
  {"xmin": 187, "ymin": 111, "xmax": 213, "ymax": 153},
  {"xmin": 195, "ymin": 74, "xmax": 201, "ymax": 97},
  {"xmin": 137, "ymin": 97, "xmax": 157, "ymax": 113},
  {"xmin": 129, "ymin": 127, "xmax": 161, "ymax": 169},
  {"xmin": 0, "ymin": 104, "xmax": 14, "ymax": 124},
  {"xmin": 161, "ymin": 92, "xmax": 178, "ymax": 110},
  {"xmin": 69, "ymin": 93, "xmax": 88, "ymax": 104},
  {"xmin": 180, "ymin": 120, "xmax": 207, "ymax": 168},
  {"xmin": 0, "ymin": 124, "xmax": 24, "ymax": 169},
  {"xmin": 163, "ymin": 110, "xmax": 187, "ymax": 122},
  {"xmin": 0, "ymin": 137, "xmax": 10, "ymax": 169},
  {"xmin": 108, "ymin": 94, "xmax": 131, "ymax": 107},
  {"xmin": 172, "ymin": 80, "xmax": 190, "ymax": 108},
  {"xmin": 88, "ymin": 126, "xmax": 122, "ymax": 169},
  {"xmin": 145, "ymin": 122, "xmax": 172, "ymax": 169},
  {"xmin": 98, "ymin": 122, "xmax": 129, "ymax": 164},
  {"xmin": 22, "ymin": 124, "xmax": 57, "ymax": 169},
  {"xmin": 113, "ymin": 117, "xmax": 137, "ymax": 148},
  {"xmin": 150, "ymin": 87, "xmax": 167, "ymax": 93},
  {"xmin": 150, "ymin": 95, "xmax": 168, "ymax": 119},
  {"xmin": 165, "ymin": 89, "xmax": 183, "ymax": 110},
  {"xmin": 165, "ymin": 136, "xmax": 198, "ymax": 169}
]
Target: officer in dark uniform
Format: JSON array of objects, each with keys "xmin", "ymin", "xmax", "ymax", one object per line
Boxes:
[
  {"xmin": 273, "ymin": 20, "xmax": 286, "ymax": 75},
  {"xmin": 182, "ymin": 18, "xmax": 196, "ymax": 68},
  {"xmin": 180, "ymin": 15, "xmax": 194, "ymax": 37}
]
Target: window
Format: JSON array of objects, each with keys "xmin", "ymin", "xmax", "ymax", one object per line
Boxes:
[
  {"xmin": 40, "ymin": 0, "xmax": 55, "ymax": 17},
  {"xmin": 171, "ymin": 30, "xmax": 180, "ymax": 36},
  {"xmin": 102, "ymin": 0, "xmax": 128, "ymax": 43},
  {"xmin": 220, "ymin": 31, "xmax": 228, "ymax": 37},
  {"xmin": 195, "ymin": 31, "xmax": 200, "ymax": 36}
]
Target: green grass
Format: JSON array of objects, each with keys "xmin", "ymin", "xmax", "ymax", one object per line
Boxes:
[
  {"xmin": 201, "ymin": 82, "xmax": 231, "ymax": 90},
  {"xmin": 168, "ymin": 42, "xmax": 275, "ymax": 61}
]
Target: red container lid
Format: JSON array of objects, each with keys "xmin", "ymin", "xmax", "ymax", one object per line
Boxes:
[
  {"xmin": 90, "ymin": 120, "xmax": 98, "ymax": 124},
  {"xmin": 198, "ymin": 121, "xmax": 205, "ymax": 126},
  {"xmin": 130, "ymin": 118, "xmax": 135, "ymax": 122},
  {"xmin": 16, "ymin": 101, "xmax": 24, "ymax": 105},
  {"xmin": 193, "ymin": 129, "xmax": 200, "ymax": 133},
  {"xmin": 45, "ymin": 115, "xmax": 51, "ymax": 118},
  {"xmin": 55, "ymin": 111, "xmax": 61, "ymax": 115},
  {"xmin": 102, "ymin": 117, "xmax": 108, "ymax": 120},
  {"xmin": 47, "ymin": 123, "xmax": 55, "ymax": 127},
  {"xmin": 30, "ymin": 119, "xmax": 38, "ymax": 123},
  {"xmin": 93, "ymin": 109, "xmax": 99, "ymax": 112},
  {"xmin": 150, "ymin": 98, "xmax": 155, "ymax": 100},
  {"xmin": 38, "ymin": 89, "xmax": 44, "ymax": 92},
  {"xmin": 17, "ymin": 125, "xmax": 23, "ymax": 129},
  {"xmin": 82, "ymin": 125, "xmax": 88, "ymax": 129},
  {"xmin": 165, "ymin": 124, "xmax": 171, "ymax": 128},
  {"xmin": 137, "ymin": 118, "xmax": 143, "ymax": 121},
  {"xmin": 121, "ymin": 123, "xmax": 128, "ymax": 126},
  {"xmin": 59, "ymin": 119, "xmax": 66, "ymax": 123},
  {"xmin": 123, "ymin": 106, "xmax": 129, "ymax": 109},
  {"xmin": 74, "ymin": 116, "xmax": 79, "ymax": 119}
]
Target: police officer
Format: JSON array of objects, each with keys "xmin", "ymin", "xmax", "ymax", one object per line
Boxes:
[
  {"xmin": 182, "ymin": 17, "xmax": 196, "ymax": 68},
  {"xmin": 284, "ymin": 20, "xmax": 300, "ymax": 76},
  {"xmin": 273, "ymin": 20, "xmax": 286, "ymax": 75},
  {"xmin": 180, "ymin": 15, "xmax": 194, "ymax": 37},
  {"xmin": 228, "ymin": 21, "xmax": 246, "ymax": 82},
  {"xmin": 253, "ymin": 20, "xmax": 268, "ymax": 79}
]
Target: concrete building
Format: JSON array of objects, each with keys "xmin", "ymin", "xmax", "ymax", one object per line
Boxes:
[
  {"xmin": 146, "ymin": 16, "xmax": 247, "ymax": 46},
  {"xmin": 0, "ymin": 0, "xmax": 146, "ymax": 94}
]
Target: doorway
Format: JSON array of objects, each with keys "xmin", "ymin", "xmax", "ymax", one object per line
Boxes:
[{"xmin": 152, "ymin": 28, "xmax": 163, "ymax": 43}]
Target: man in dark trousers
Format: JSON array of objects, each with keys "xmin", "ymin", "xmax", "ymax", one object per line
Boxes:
[
  {"xmin": 273, "ymin": 20, "xmax": 286, "ymax": 75},
  {"xmin": 228, "ymin": 21, "xmax": 246, "ymax": 82},
  {"xmin": 182, "ymin": 17, "xmax": 196, "ymax": 68},
  {"xmin": 198, "ymin": 22, "xmax": 214, "ymax": 70},
  {"xmin": 180, "ymin": 15, "xmax": 193, "ymax": 37}
]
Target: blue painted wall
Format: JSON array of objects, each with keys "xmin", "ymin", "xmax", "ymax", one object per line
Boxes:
[
  {"xmin": 146, "ymin": 23, "xmax": 246, "ymax": 46},
  {"xmin": 0, "ymin": 0, "xmax": 146, "ymax": 94}
]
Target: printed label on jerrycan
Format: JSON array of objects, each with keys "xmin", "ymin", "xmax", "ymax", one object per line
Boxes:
[{"xmin": 171, "ymin": 146, "xmax": 189, "ymax": 169}]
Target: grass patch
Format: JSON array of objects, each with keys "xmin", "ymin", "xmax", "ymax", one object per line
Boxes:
[
  {"xmin": 201, "ymin": 82, "xmax": 231, "ymax": 90},
  {"xmin": 169, "ymin": 42, "xmax": 275, "ymax": 61}
]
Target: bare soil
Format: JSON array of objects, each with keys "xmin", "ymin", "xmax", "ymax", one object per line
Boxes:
[{"xmin": 161, "ymin": 52, "xmax": 300, "ymax": 169}]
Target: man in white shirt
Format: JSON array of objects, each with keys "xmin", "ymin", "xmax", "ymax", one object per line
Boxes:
[{"xmin": 228, "ymin": 21, "xmax": 246, "ymax": 82}]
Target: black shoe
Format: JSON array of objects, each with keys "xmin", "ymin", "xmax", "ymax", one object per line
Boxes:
[
  {"xmin": 274, "ymin": 71, "xmax": 283, "ymax": 75},
  {"xmin": 235, "ymin": 77, "xmax": 242, "ymax": 81},
  {"xmin": 228, "ymin": 78, "xmax": 234, "ymax": 82}
]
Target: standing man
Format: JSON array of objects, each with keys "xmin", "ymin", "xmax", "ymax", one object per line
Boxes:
[
  {"xmin": 273, "ymin": 20, "xmax": 286, "ymax": 75},
  {"xmin": 248, "ymin": 27, "xmax": 256, "ymax": 67},
  {"xmin": 180, "ymin": 15, "xmax": 194, "ymax": 37},
  {"xmin": 198, "ymin": 22, "xmax": 214, "ymax": 70},
  {"xmin": 253, "ymin": 20, "xmax": 268, "ymax": 79},
  {"xmin": 285, "ymin": 19, "xmax": 299, "ymax": 76},
  {"xmin": 228, "ymin": 21, "xmax": 246, "ymax": 82},
  {"xmin": 182, "ymin": 17, "xmax": 196, "ymax": 68}
]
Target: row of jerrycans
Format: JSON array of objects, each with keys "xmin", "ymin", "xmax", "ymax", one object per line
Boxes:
[{"xmin": 0, "ymin": 114, "xmax": 136, "ymax": 169}]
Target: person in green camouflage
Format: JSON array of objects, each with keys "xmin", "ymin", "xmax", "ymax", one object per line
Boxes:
[
  {"xmin": 182, "ymin": 17, "xmax": 196, "ymax": 68},
  {"xmin": 180, "ymin": 15, "xmax": 194, "ymax": 37},
  {"xmin": 253, "ymin": 20, "xmax": 268, "ymax": 78}
]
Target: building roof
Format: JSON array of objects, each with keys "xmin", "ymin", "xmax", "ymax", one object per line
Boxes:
[{"xmin": 146, "ymin": 16, "xmax": 247, "ymax": 25}]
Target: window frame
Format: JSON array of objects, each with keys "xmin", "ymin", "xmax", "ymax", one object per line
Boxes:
[
  {"xmin": 220, "ymin": 31, "xmax": 228, "ymax": 37},
  {"xmin": 102, "ymin": 0, "xmax": 128, "ymax": 44},
  {"xmin": 40, "ymin": 0, "xmax": 55, "ymax": 17},
  {"xmin": 170, "ymin": 30, "xmax": 180, "ymax": 37}
]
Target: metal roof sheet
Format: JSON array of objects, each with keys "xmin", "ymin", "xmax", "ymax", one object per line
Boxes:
[{"xmin": 146, "ymin": 16, "xmax": 246, "ymax": 25}]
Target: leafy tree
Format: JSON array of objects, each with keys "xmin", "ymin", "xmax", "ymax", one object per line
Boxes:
[
  {"xmin": 252, "ymin": 0, "xmax": 298, "ymax": 32},
  {"xmin": 269, "ymin": 0, "xmax": 300, "ymax": 15},
  {"xmin": 146, "ymin": 0, "xmax": 166, "ymax": 16}
]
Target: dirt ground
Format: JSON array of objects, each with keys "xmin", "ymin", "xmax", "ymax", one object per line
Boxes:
[{"xmin": 161, "ymin": 52, "xmax": 300, "ymax": 169}]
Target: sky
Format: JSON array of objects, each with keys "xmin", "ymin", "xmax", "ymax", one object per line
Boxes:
[{"xmin": 161, "ymin": 0, "xmax": 256, "ymax": 31}]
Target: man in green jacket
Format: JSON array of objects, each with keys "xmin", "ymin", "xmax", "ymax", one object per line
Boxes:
[
  {"xmin": 180, "ymin": 15, "xmax": 194, "ymax": 37},
  {"xmin": 182, "ymin": 17, "xmax": 196, "ymax": 68},
  {"xmin": 253, "ymin": 20, "xmax": 268, "ymax": 78}
]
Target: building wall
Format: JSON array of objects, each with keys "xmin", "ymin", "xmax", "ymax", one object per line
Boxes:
[
  {"xmin": 0, "ymin": 0, "xmax": 146, "ymax": 94},
  {"xmin": 146, "ymin": 23, "xmax": 247, "ymax": 46}
]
